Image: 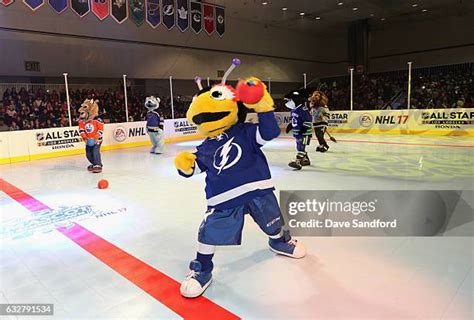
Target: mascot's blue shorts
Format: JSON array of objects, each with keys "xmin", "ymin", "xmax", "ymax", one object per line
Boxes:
[{"xmin": 198, "ymin": 192, "xmax": 283, "ymax": 245}]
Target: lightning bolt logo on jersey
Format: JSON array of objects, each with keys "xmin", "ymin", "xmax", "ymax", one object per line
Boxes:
[
  {"xmin": 213, "ymin": 137, "xmax": 242, "ymax": 174},
  {"xmin": 188, "ymin": 113, "xmax": 277, "ymax": 210}
]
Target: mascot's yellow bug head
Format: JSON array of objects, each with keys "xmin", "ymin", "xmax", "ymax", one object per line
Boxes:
[
  {"xmin": 79, "ymin": 99, "xmax": 99, "ymax": 121},
  {"xmin": 187, "ymin": 58, "xmax": 245, "ymax": 138},
  {"xmin": 187, "ymin": 84, "xmax": 239, "ymax": 137}
]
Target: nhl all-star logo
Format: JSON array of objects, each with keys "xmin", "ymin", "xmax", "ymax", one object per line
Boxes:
[
  {"xmin": 163, "ymin": 4, "xmax": 174, "ymax": 15},
  {"xmin": 213, "ymin": 137, "xmax": 242, "ymax": 174},
  {"xmin": 36, "ymin": 132, "xmax": 45, "ymax": 141}
]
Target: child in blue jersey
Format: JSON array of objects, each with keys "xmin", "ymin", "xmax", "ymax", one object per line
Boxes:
[
  {"xmin": 145, "ymin": 96, "xmax": 164, "ymax": 154},
  {"xmin": 284, "ymin": 90, "xmax": 313, "ymax": 170},
  {"xmin": 175, "ymin": 63, "xmax": 306, "ymax": 298}
]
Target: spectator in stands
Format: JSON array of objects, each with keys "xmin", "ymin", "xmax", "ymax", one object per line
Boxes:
[{"xmin": 0, "ymin": 118, "xmax": 9, "ymax": 131}]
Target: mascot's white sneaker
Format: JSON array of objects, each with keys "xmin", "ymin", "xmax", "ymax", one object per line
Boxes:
[
  {"xmin": 269, "ymin": 230, "xmax": 306, "ymax": 259},
  {"xmin": 180, "ymin": 260, "xmax": 213, "ymax": 298}
]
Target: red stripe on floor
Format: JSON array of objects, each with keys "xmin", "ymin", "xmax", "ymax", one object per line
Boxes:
[
  {"xmin": 0, "ymin": 178, "xmax": 240, "ymax": 320},
  {"xmin": 279, "ymin": 136, "xmax": 474, "ymax": 148}
]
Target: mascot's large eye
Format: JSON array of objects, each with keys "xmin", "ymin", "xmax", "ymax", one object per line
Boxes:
[
  {"xmin": 212, "ymin": 91, "xmax": 223, "ymax": 99},
  {"xmin": 210, "ymin": 85, "xmax": 235, "ymax": 101}
]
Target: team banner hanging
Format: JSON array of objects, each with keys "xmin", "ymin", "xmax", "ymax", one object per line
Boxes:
[
  {"xmin": 176, "ymin": 0, "xmax": 189, "ymax": 32},
  {"xmin": 190, "ymin": 0, "xmax": 202, "ymax": 34},
  {"xmin": 1, "ymin": 0, "xmax": 14, "ymax": 6},
  {"xmin": 161, "ymin": 0, "xmax": 175, "ymax": 30},
  {"xmin": 23, "ymin": 0, "xmax": 44, "ymax": 10},
  {"xmin": 91, "ymin": 0, "xmax": 109, "ymax": 20},
  {"xmin": 129, "ymin": 0, "xmax": 145, "ymax": 25},
  {"xmin": 215, "ymin": 5, "xmax": 225, "ymax": 36},
  {"xmin": 48, "ymin": 0, "xmax": 68, "ymax": 13},
  {"xmin": 203, "ymin": 3, "xmax": 215, "ymax": 35},
  {"xmin": 110, "ymin": 0, "xmax": 127, "ymax": 23},
  {"xmin": 146, "ymin": 0, "xmax": 160, "ymax": 28},
  {"xmin": 71, "ymin": 0, "xmax": 90, "ymax": 17}
]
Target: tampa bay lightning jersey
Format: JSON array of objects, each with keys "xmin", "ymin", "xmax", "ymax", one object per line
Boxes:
[
  {"xmin": 179, "ymin": 111, "xmax": 280, "ymax": 209},
  {"xmin": 291, "ymin": 105, "xmax": 312, "ymax": 137},
  {"xmin": 146, "ymin": 111, "xmax": 161, "ymax": 129}
]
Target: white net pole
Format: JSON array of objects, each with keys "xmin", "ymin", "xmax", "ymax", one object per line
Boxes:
[
  {"xmin": 207, "ymin": 77, "xmax": 210, "ymax": 86},
  {"xmin": 169, "ymin": 76, "xmax": 175, "ymax": 119},
  {"xmin": 63, "ymin": 73, "xmax": 72, "ymax": 127},
  {"xmin": 350, "ymin": 68, "xmax": 354, "ymax": 111},
  {"xmin": 407, "ymin": 62, "xmax": 412, "ymax": 109},
  {"xmin": 123, "ymin": 75, "xmax": 129, "ymax": 122},
  {"xmin": 268, "ymin": 77, "xmax": 271, "ymax": 94},
  {"xmin": 303, "ymin": 73, "xmax": 307, "ymax": 89}
]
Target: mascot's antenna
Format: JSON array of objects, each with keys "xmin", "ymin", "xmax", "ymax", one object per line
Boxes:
[
  {"xmin": 194, "ymin": 76, "xmax": 203, "ymax": 90},
  {"xmin": 221, "ymin": 58, "xmax": 241, "ymax": 84}
]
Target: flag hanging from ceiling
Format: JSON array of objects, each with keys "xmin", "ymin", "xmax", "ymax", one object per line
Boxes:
[
  {"xmin": 161, "ymin": 0, "xmax": 175, "ymax": 30},
  {"xmin": 111, "ymin": 0, "xmax": 128, "ymax": 23},
  {"xmin": 215, "ymin": 5, "xmax": 225, "ymax": 36},
  {"xmin": 146, "ymin": 0, "xmax": 160, "ymax": 28},
  {"xmin": 91, "ymin": 0, "xmax": 109, "ymax": 20},
  {"xmin": 71, "ymin": 0, "xmax": 90, "ymax": 17},
  {"xmin": 190, "ymin": 0, "xmax": 202, "ymax": 34},
  {"xmin": 203, "ymin": 3, "xmax": 214, "ymax": 35},
  {"xmin": 176, "ymin": 0, "xmax": 189, "ymax": 32},
  {"xmin": 23, "ymin": 0, "xmax": 44, "ymax": 11},
  {"xmin": 48, "ymin": 0, "xmax": 67, "ymax": 13},
  {"xmin": 129, "ymin": 0, "xmax": 145, "ymax": 25},
  {"xmin": 1, "ymin": 0, "xmax": 14, "ymax": 6}
]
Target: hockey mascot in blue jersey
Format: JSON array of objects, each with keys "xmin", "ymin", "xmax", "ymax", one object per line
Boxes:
[
  {"xmin": 174, "ymin": 59, "xmax": 306, "ymax": 298},
  {"xmin": 284, "ymin": 90, "xmax": 313, "ymax": 170},
  {"xmin": 145, "ymin": 96, "xmax": 164, "ymax": 154}
]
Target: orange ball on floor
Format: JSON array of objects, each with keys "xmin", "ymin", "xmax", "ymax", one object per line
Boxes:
[{"xmin": 98, "ymin": 179, "xmax": 109, "ymax": 189}]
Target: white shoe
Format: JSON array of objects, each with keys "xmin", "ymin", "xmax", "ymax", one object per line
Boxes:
[
  {"xmin": 180, "ymin": 260, "xmax": 213, "ymax": 298},
  {"xmin": 269, "ymin": 231, "xmax": 307, "ymax": 259}
]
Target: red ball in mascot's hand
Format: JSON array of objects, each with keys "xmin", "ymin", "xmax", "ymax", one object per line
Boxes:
[
  {"xmin": 98, "ymin": 179, "xmax": 109, "ymax": 189},
  {"xmin": 236, "ymin": 78, "xmax": 265, "ymax": 104}
]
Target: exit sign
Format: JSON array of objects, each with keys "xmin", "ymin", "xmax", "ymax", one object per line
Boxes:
[{"xmin": 25, "ymin": 61, "xmax": 41, "ymax": 72}]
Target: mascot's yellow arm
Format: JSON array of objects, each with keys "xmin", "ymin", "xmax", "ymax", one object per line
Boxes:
[
  {"xmin": 242, "ymin": 77, "xmax": 274, "ymax": 113},
  {"xmin": 174, "ymin": 151, "xmax": 196, "ymax": 175}
]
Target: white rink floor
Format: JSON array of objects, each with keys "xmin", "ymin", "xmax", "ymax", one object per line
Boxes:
[{"xmin": 1, "ymin": 133, "xmax": 473, "ymax": 320}]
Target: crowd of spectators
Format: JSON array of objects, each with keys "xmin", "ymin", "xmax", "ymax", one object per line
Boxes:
[
  {"xmin": 1, "ymin": 87, "xmax": 191, "ymax": 131},
  {"xmin": 319, "ymin": 66, "xmax": 472, "ymax": 110},
  {"xmin": 1, "ymin": 64, "xmax": 472, "ymax": 131}
]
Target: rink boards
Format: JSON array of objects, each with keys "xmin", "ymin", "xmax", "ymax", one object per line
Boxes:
[
  {"xmin": 326, "ymin": 108, "xmax": 474, "ymax": 136},
  {"xmin": 1, "ymin": 108, "xmax": 472, "ymax": 164}
]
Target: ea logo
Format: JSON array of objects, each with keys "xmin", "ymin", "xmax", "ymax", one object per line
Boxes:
[
  {"xmin": 359, "ymin": 114, "xmax": 373, "ymax": 127},
  {"xmin": 85, "ymin": 123, "xmax": 95, "ymax": 133},
  {"xmin": 213, "ymin": 137, "xmax": 242, "ymax": 174},
  {"xmin": 113, "ymin": 126, "xmax": 127, "ymax": 142}
]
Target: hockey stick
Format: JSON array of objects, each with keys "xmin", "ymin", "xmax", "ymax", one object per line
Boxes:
[{"xmin": 325, "ymin": 129, "xmax": 337, "ymax": 143}]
